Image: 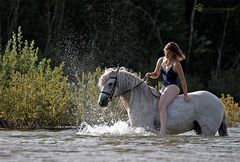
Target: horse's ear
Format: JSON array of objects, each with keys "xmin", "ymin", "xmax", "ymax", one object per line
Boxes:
[
  {"xmin": 120, "ymin": 66, "xmax": 126, "ymax": 71},
  {"xmin": 105, "ymin": 67, "xmax": 113, "ymax": 73},
  {"xmin": 116, "ymin": 66, "xmax": 121, "ymax": 72},
  {"xmin": 104, "ymin": 67, "xmax": 108, "ymax": 73}
]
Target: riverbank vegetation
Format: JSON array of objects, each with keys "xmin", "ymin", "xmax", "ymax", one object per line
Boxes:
[
  {"xmin": 0, "ymin": 28, "xmax": 125, "ymax": 129},
  {"xmin": 220, "ymin": 94, "xmax": 240, "ymax": 127},
  {"xmin": 0, "ymin": 28, "xmax": 79, "ymax": 128}
]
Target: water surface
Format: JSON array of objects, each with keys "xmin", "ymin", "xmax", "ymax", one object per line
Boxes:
[{"xmin": 0, "ymin": 121, "xmax": 240, "ymax": 162}]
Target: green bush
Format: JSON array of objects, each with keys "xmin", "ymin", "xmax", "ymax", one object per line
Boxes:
[
  {"xmin": 0, "ymin": 27, "xmax": 38, "ymax": 86},
  {"xmin": 0, "ymin": 69, "xmax": 78, "ymax": 128},
  {"xmin": 220, "ymin": 94, "xmax": 240, "ymax": 127},
  {"xmin": 0, "ymin": 27, "xmax": 126, "ymax": 129},
  {"xmin": 0, "ymin": 27, "xmax": 81, "ymax": 129}
]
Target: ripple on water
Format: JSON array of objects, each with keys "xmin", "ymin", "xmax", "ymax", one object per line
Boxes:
[{"xmin": 0, "ymin": 123, "xmax": 240, "ymax": 162}]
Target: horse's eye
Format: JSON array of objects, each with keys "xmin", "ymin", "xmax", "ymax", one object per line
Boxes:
[{"xmin": 108, "ymin": 83, "xmax": 113, "ymax": 86}]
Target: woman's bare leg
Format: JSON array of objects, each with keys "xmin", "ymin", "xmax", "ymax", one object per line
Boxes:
[{"xmin": 158, "ymin": 85, "xmax": 180, "ymax": 136}]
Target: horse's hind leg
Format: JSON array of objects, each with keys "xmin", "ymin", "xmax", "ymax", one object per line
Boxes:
[
  {"xmin": 218, "ymin": 113, "xmax": 228, "ymax": 136},
  {"xmin": 154, "ymin": 118, "xmax": 160, "ymax": 131},
  {"xmin": 200, "ymin": 123, "xmax": 218, "ymax": 136},
  {"xmin": 218, "ymin": 121, "xmax": 228, "ymax": 136},
  {"xmin": 193, "ymin": 121, "xmax": 202, "ymax": 135}
]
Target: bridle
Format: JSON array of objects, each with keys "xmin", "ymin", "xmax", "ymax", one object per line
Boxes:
[
  {"xmin": 100, "ymin": 75, "xmax": 118, "ymax": 101},
  {"xmin": 100, "ymin": 67, "xmax": 161, "ymax": 102},
  {"xmin": 100, "ymin": 67, "xmax": 147, "ymax": 101}
]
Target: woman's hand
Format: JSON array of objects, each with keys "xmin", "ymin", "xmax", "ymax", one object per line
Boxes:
[
  {"xmin": 144, "ymin": 72, "xmax": 151, "ymax": 80},
  {"xmin": 184, "ymin": 95, "xmax": 190, "ymax": 102}
]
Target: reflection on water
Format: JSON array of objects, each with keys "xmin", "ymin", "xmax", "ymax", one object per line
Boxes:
[{"xmin": 0, "ymin": 121, "xmax": 240, "ymax": 162}]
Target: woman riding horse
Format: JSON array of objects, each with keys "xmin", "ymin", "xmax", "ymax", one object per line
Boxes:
[
  {"xmin": 145, "ymin": 42, "xmax": 190, "ymax": 136},
  {"xmin": 98, "ymin": 67, "xmax": 228, "ymax": 136}
]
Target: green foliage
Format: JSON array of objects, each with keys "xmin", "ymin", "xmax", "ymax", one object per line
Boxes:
[
  {"xmin": 0, "ymin": 27, "xmax": 38, "ymax": 86},
  {"xmin": 0, "ymin": 27, "xmax": 80, "ymax": 129},
  {"xmin": 220, "ymin": 94, "xmax": 240, "ymax": 127},
  {"xmin": 0, "ymin": 69, "xmax": 77, "ymax": 128},
  {"xmin": 0, "ymin": 26, "xmax": 127, "ymax": 129}
]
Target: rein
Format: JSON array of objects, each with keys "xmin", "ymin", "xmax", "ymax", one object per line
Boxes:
[
  {"xmin": 116, "ymin": 77, "xmax": 161, "ymax": 98},
  {"xmin": 147, "ymin": 86, "xmax": 161, "ymax": 98},
  {"xmin": 100, "ymin": 68, "xmax": 160, "ymax": 101},
  {"xmin": 116, "ymin": 79, "xmax": 146, "ymax": 97}
]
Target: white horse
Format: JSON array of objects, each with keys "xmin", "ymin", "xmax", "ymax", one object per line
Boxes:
[{"xmin": 98, "ymin": 67, "xmax": 228, "ymax": 136}]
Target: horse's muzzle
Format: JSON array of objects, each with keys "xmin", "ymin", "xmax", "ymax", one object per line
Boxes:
[{"xmin": 98, "ymin": 97, "xmax": 109, "ymax": 107}]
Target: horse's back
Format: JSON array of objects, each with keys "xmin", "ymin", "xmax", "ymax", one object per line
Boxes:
[{"xmin": 188, "ymin": 90, "xmax": 225, "ymax": 117}]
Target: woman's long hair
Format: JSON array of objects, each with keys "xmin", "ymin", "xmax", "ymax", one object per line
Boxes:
[{"xmin": 164, "ymin": 42, "xmax": 186, "ymax": 61}]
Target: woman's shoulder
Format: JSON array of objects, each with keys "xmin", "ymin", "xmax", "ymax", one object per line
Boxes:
[
  {"xmin": 155, "ymin": 57, "xmax": 164, "ymax": 67},
  {"xmin": 157, "ymin": 57, "xmax": 164, "ymax": 63},
  {"xmin": 173, "ymin": 59, "xmax": 182, "ymax": 71},
  {"xmin": 174, "ymin": 59, "xmax": 181, "ymax": 66}
]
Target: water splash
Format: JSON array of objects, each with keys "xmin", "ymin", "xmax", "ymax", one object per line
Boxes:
[{"xmin": 76, "ymin": 121, "xmax": 155, "ymax": 136}]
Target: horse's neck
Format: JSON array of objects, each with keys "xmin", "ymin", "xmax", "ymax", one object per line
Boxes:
[
  {"xmin": 119, "ymin": 74, "xmax": 157, "ymax": 128},
  {"xmin": 118, "ymin": 72, "xmax": 141, "ymax": 92},
  {"xmin": 119, "ymin": 73, "xmax": 151, "ymax": 106}
]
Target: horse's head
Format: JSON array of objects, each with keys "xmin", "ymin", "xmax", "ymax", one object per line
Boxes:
[
  {"xmin": 98, "ymin": 67, "xmax": 144, "ymax": 107},
  {"xmin": 98, "ymin": 67, "xmax": 121, "ymax": 107}
]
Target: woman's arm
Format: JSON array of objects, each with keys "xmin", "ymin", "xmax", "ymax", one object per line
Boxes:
[
  {"xmin": 146, "ymin": 57, "xmax": 163, "ymax": 79},
  {"xmin": 175, "ymin": 61, "xmax": 190, "ymax": 102}
]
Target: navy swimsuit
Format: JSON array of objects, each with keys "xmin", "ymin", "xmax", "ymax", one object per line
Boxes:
[{"xmin": 160, "ymin": 64, "xmax": 178, "ymax": 87}]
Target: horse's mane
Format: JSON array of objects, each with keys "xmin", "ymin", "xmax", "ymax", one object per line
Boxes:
[{"xmin": 98, "ymin": 67, "xmax": 142, "ymax": 88}]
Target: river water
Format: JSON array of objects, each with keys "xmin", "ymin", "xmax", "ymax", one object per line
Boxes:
[{"xmin": 0, "ymin": 121, "xmax": 240, "ymax": 162}]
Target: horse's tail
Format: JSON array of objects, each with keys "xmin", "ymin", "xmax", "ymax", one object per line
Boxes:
[{"xmin": 218, "ymin": 111, "xmax": 228, "ymax": 136}]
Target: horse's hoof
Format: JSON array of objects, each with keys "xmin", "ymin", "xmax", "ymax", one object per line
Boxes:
[{"xmin": 159, "ymin": 132, "xmax": 167, "ymax": 138}]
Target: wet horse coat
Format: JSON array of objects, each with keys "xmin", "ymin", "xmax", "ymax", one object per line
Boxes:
[{"xmin": 98, "ymin": 68, "xmax": 228, "ymax": 136}]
